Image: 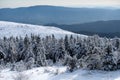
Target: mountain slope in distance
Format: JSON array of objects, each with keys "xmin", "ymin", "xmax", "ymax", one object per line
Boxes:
[{"xmin": 45, "ymin": 20, "xmax": 120, "ymax": 38}]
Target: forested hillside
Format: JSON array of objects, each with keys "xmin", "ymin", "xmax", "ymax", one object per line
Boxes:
[{"xmin": 0, "ymin": 34, "xmax": 120, "ymax": 72}]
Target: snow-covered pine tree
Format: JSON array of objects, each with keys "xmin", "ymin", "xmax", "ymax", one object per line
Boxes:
[{"xmin": 35, "ymin": 36, "xmax": 47, "ymax": 67}]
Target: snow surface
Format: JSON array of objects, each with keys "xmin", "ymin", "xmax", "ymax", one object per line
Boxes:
[
  {"xmin": 1, "ymin": 66, "xmax": 120, "ymax": 80},
  {"xmin": 0, "ymin": 21, "xmax": 87, "ymax": 38},
  {"xmin": 0, "ymin": 21, "xmax": 120, "ymax": 80}
]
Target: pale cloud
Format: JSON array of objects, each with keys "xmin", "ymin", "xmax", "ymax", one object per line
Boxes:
[{"xmin": 0, "ymin": 0, "xmax": 120, "ymax": 8}]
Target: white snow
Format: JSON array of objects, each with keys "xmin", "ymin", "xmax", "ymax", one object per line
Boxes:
[
  {"xmin": 1, "ymin": 66, "xmax": 120, "ymax": 80},
  {"xmin": 0, "ymin": 21, "xmax": 87, "ymax": 38},
  {"xmin": 2, "ymin": 21, "xmax": 118, "ymax": 80}
]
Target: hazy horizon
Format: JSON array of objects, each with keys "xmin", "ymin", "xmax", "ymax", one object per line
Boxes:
[{"xmin": 0, "ymin": 0, "xmax": 120, "ymax": 9}]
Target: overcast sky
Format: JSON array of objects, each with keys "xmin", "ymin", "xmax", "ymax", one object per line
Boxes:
[{"xmin": 0, "ymin": 0, "xmax": 120, "ymax": 8}]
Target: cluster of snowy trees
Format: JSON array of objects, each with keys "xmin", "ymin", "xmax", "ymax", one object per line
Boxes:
[{"xmin": 0, "ymin": 34, "xmax": 120, "ymax": 71}]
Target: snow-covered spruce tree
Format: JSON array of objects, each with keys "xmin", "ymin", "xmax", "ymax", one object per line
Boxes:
[
  {"xmin": 0, "ymin": 45, "xmax": 6, "ymax": 68},
  {"xmin": 9, "ymin": 38, "xmax": 18, "ymax": 63},
  {"xmin": 75, "ymin": 41, "xmax": 87, "ymax": 59},
  {"xmin": 35, "ymin": 36, "xmax": 47, "ymax": 67},
  {"xmin": 102, "ymin": 43, "xmax": 117, "ymax": 71},
  {"xmin": 69, "ymin": 35, "xmax": 77, "ymax": 57},
  {"xmin": 113, "ymin": 37, "xmax": 120, "ymax": 50},
  {"xmin": 46, "ymin": 35, "xmax": 58, "ymax": 63},
  {"xmin": 18, "ymin": 35, "xmax": 30, "ymax": 61},
  {"xmin": 17, "ymin": 36, "xmax": 24, "ymax": 61},
  {"xmin": 0, "ymin": 50, "xmax": 6, "ymax": 61},
  {"xmin": 116, "ymin": 48, "xmax": 120, "ymax": 69},
  {"xmin": 54, "ymin": 38, "xmax": 67, "ymax": 64},
  {"xmin": 43, "ymin": 35, "xmax": 64, "ymax": 64},
  {"xmin": 64, "ymin": 35, "xmax": 70, "ymax": 53}
]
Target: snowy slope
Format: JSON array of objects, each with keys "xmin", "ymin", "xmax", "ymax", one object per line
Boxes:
[
  {"xmin": 0, "ymin": 21, "xmax": 87, "ymax": 38},
  {"xmin": 0, "ymin": 66, "xmax": 120, "ymax": 80}
]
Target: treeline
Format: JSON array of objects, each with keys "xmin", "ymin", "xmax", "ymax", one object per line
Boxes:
[{"xmin": 0, "ymin": 35, "xmax": 120, "ymax": 71}]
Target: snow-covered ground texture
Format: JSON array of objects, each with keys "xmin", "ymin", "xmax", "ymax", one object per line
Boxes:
[
  {"xmin": 0, "ymin": 21, "xmax": 87, "ymax": 38},
  {"xmin": 1, "ymin": 66, "xmax": 120, "ymax": 80}
]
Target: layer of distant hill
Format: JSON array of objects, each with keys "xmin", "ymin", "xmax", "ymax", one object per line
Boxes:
[
  {"xmin": 45, "ymin": 20, "xmax": 120, "ymax": 38},
  {"xmin": 0, "ymin": 5, "xmax": 120, "ymax": 25}
]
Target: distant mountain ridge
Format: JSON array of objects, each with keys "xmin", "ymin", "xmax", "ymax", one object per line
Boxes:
[
  {"xmin": 45, "ymin": 20, "xmax": 120, "ymax": 38},
  {"xmin": 0, "ymin": 5, "xmax": 120, "ymax": 25}
]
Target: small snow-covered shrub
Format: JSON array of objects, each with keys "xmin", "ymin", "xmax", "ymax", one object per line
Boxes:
[
  {"xmin": 13, "ymin": 73, "xmax": 28, "ymax": 80},
  {"xmin": 54, "ymin": 69, "xmax": 59, "ymax": 75},
  {"xmin": 11, "ymin": 61, "xmax": 27, "ymax": 72},
  {"xmin": 67, "ymin": 57, "xmax": 77, "ymax": 72}
]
